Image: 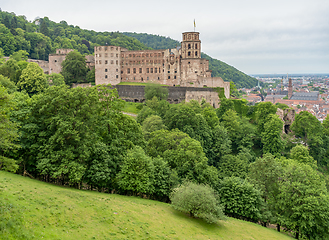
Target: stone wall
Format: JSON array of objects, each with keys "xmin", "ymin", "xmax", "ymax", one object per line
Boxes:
[{"xmin": 113, "ymin": 85, "xmax": 220, "ymax": 107}]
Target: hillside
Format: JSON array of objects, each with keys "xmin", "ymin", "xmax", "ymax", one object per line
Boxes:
[
  {"xmin": 122, "ymin": 32, "xmax": 258, "ymax": 88},
  {"xmin": 0, "ymin": 171, "xmax": 292, "ymax": 240}
]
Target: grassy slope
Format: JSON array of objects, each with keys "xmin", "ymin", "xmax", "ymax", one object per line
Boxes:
[{"xmin": 0, "ymin": 171, "xmax": 292, "ymax": 240}]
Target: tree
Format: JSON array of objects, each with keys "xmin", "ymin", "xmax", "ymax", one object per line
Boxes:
[
  {"xmin": 261, "ymin": 114, "xmax": 284, "ymax": 156},
  {"xmin": 291, "ymin": 111, "xmax": 324, "ymax": 163},
  {"xmin": 144, "ymin": 84, "xmax": 168, "ymax": 100},
  {"xmin": 117, "ymin": 146, "xmax": 154, "ymax": 196},
  {"xmin": 17, "ymin": 62, "xmax": 48, "ymax": 96},
  {"xmin": 290, "ymin": 145, "xmax": 316, "ymax": 168},
  {"xmin": 0, "ymin": 75, "xmax": 16, "ymax": 93},
  {"xmin": 61, "ymin": 51, "xmax": 88, "ymax": 85},
  {"xmin": 0, "ymin": 86, "xmax": 19, "ymax": 172},
  {"xmin": 47, "ymin": 73, "xmax": 65, "ymax": 86},
  {"xmin": 218, "ymin": 177, "xmax": 264, "ymax": 222},
  {"xmin": 170, "ymin": 181, "xmax": 225, "ymax": 223},
  {"xmin": 248, "ymin": 154, "xmax": 284, "ymax": 228},
  {"xmin": 277, "ymin": 159, "xmax": 329, "ymax": 239},
  {"xmin": 142, "ymin": 115, "xmax": 167, "ymax": 140},
  {"xmin": 254, "ymin": 102, "xmax": 277, "ymax": 135}
]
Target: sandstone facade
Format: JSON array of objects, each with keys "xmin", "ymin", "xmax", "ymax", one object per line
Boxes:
[{"xmin": 95, "ymin": 32, "xmax": 230, "ymax": 99}]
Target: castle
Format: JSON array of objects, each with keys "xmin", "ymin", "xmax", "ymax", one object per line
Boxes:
[
  {"xmin": 94, "ymin": 32, "xmax": 230, "ymax": 99},
  {"xmin": 20, "ymin": 31, "xmax": 230, "ymax": 106}
]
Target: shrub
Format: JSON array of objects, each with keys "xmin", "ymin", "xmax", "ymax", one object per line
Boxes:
[{"xmin": 170, "ymin": 182, "xmax": 225, "ymax": 223}]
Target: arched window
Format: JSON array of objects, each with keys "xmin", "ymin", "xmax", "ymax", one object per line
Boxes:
[
  {"xmin": 188, "ymin": 44, "xmax": 191, "ymax": 49},
  {"xmin": 195, "ymin": 44, "xmax": 198, "ymax": 49},
  {"xmin": 188, "ymin": 51, "xmax": 191, "ymax": 56},
  {"xmin": 195, "ymin": 51, "xmax": 198, "ymax": 57}
]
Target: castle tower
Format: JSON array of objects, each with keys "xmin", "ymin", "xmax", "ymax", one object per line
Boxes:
[
  {"xmin": 181, "ymin": 32, "xmax": 201, "ymax": 59},
  {"xmin": 288, "ymin": 78, "xmax": 293, "ymax": 99}
]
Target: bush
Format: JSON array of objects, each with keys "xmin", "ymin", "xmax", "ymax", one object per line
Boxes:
[{"xmin": 170, "ymin": 182, "xmax": 225, "ymax": 223}]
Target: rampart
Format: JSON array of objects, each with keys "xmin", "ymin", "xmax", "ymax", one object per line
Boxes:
[{"xmin": 114, "ymin": 85, "xmax": 220, "ymax": 107}]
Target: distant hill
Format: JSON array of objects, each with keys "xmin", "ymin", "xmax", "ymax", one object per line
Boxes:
[
  {"xmin": 122, "ymin": 32, "xmax": 258, "ymax": 88},
  {"xmin": 0, "ymin": 171, "xmax": 292, "ymax": 240}
]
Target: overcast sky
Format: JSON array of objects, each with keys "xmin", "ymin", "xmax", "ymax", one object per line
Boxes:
[{"xmin": 2, "ymin": 0, "xmax": 329, "ymax": 75}]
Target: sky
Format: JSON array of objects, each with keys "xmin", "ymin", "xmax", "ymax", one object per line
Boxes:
[{"xmin": 2, "ymin": 0, "xmax": 329, "ymax": 75}]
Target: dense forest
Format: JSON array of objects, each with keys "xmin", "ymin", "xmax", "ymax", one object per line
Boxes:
[
  {"xmin": 122, "ymin": 32, "xmax": 258, "ymax": 88},
  {"xmin": 0, "ymin": 10, "xmax": 256, "ymax": 88}
]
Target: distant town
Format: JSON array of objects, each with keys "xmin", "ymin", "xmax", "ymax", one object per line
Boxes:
[{"xmin": 241, "ymin": 74, "xmax": 329, "ymax": 122}]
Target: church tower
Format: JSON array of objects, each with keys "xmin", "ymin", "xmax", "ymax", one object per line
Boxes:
[{"xmin": 181, "ymin": 32, "xmax": 201, "ymax": 59}]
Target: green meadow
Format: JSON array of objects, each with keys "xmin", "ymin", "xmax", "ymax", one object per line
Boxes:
[{"xmin": 0, "ymin": 171, "xmax": 292, "ymax": 240}]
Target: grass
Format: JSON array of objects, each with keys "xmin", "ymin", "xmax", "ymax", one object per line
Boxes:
[
  {"xmin": 0, "ymin": 171, "xmax": 293, "ymax": 240},
  {"xmin": 122, "ymin": 102, "xmax": 143, "ymax": 115}
]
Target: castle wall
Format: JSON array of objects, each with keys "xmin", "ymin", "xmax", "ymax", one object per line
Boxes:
[{"xmin": 113, "ymin": 85, "xmax": 220, "ymax": 107}]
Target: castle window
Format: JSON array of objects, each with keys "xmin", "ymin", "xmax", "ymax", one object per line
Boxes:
[
  {"xmin": 139, "ymin": 68, "xmax": 142, "ymax": 73},
  {"xmin": 133, "ymin": 68, "xmax": 136, "ymax": 73},
  {"xmin": 188, "ymin": 62, "xmax": 190, "ymax": 64},
  {"xmin": 129, "ymin": 54, "xmax": 132, "ymax": 57},
  {"xmin": 154, "ymin": 68, "xmax": 157, "ymax": 73},
  {"xmin": 168, "ymin": 76, "xmax": 170, "ymax": 79},
  {"xmin": 116, "ymin": 75, "xmax": 118, "ymax": 79},
  {"xmin": 175, "ymin": 70, "xmax": 177, "ymax": 73},
  {"xmin": 111, "ymin": 60, "xmax": 114, "ymax": 64},
  {"xmin": 147, "ymin": 68, "xmax": 149, "ymax": 73},
  {"xmin": 174, "ymin": 76, "xmax": 176, "ymax": 79},
  {"xmin": 146, "ymin": 54, "xmax": 149, "ymax": 57},
  {"xmin": 105, "ymin": 75, "xmax": 107, "ymax": 78},
  {"xmin": 116, "ymin": 54, "xmax": 118, "ymax": 57},
  {"xmin": 188, "ymin": 51, "xmax": 191, "ymax": 56},
  {"xmin": 111, "ymin": 47, "xmax": 113, "ymax": 50},
  {"xmin": 116, "ymin": 60, "xmax": 118, "ymax": 65},
  {"xmin": 150, "ymin": 68, "xmax": 153, "ymax": 73},
  {"xmin": 127, "ymin": 68, "xmax": 130, "ymax": 74},
  {"xmin": 99, "ymin": 54, "xmax": 101, "ymax": 57},
  {"xmin": 105, "ymin": 60, "xmax": 108, "ymax": 64},
  {"xmin": 116, "ymin": 69, "xmax": 118, "ymax": 72},
  {"xmin": 168, "ymin": 71, "xmax": 170, "ymax": 73},
  {"xmin": 105, "ymin": 69, "xmax": 108, "ymax": 72},
  {"xmin": 116, "ymin": 47, "xmax": 118, "ymax": 51},
  {"xmin": 142, "ymin": 54, "xmax": 145, "ymax": 57},
  {"xmin": 195, "ymin": 51, "xmax": 198, "ymax": 57},
  {"xmin": 105, "ymin": 53, "xmax": 108, "ymax": 57},
  {"xmin": 188, "ymin": 44, "xmax": 191, "ymax": 49},
  {"xmin": 105, "ymin": 47, "xmax": 107, "ymax": 51},
  {"xmin": 111, "ymin": 53, "xmax": 113, "ymax": 57},
  {"xmin": 147, "ymin": 77, "xmax": 149, "ymax": 80},
  {"xmin": 158, "ymin": 77, "xmax": 160, "ymax": 80},
  {"xmin": 150, "ymin": 53, "xmax": 153, "ymax": 57},
  {"xmin": 134, "ymin": 77, "xmax": 135, "ymax": 80},
  {"xmin": 195, "ymin": 44, "xmax": 198, "ymax": 49},
  {"xmin": 133, "ymin": 54, "xmax": 135, "ymax": 57},
  {"xmin": 99, "ymin": 47, "xmax": 101, "ymax": 50},
  {"xmin": 54, "ymin": 60, "xmax": 57, "ymax": 62},
  {"xmin": 99, "ymin": 60, "xmax": 102, "ymax": 64},
  {"xmin": 121, "ymin": 71, "xmax": 123, "ymax": 74}
]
